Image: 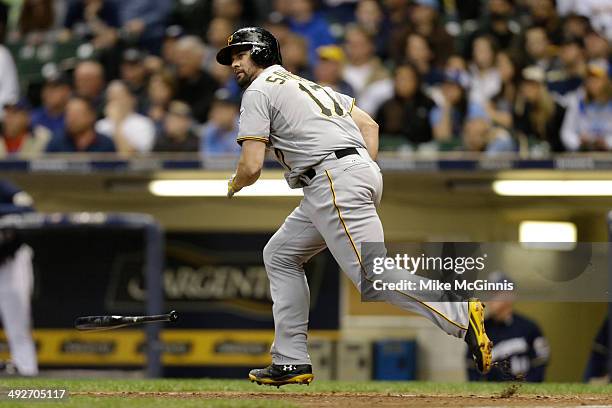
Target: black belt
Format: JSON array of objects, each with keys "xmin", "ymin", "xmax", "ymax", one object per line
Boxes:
[{"xmin": 304, "ymin": 148, "xmax": 359, "ymax": 180}]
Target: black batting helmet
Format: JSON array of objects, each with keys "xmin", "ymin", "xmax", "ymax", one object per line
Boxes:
[{"xmin": 216, "ymin": 27, "xmax": 282, "ymax": 67}]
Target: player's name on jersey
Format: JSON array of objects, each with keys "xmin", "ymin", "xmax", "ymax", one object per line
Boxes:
[{"xmin": 371, "ymin": 279, "xmax": 515, "ymax": 292}]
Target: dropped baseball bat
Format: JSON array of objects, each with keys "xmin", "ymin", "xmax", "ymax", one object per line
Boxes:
[{"xmin": 74, "ymin": 310, "xmax": 178, "ymax": 331}]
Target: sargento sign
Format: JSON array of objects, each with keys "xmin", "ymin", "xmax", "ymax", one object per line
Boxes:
[
  {"xmin": 156, "ymin": 266, "xmax": 271, "ymax": 301},
  {"xmin": 0, "ymin": 329, "xmax": 338, "ymax": 366}
]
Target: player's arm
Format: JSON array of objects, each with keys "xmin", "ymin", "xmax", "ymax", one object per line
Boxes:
[
  {"xmin": 351, "ymin": 105, "xmax": 379, "ymax": 161},
  {"xmin": 228, "ymin": 140, "xmax": 267, "ymax": 197},
  {"xmin": 228, "ymin": 89, "xmax": 271, "ymax": 197}
]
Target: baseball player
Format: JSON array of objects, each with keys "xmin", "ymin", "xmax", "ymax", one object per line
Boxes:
[
  {"xmin": 217, "ymin": 27, "xmax": 492, "ymax": 387},
  {"xmin": 0, "ymin": 180, "xmax": 38, "ymax": 376}
]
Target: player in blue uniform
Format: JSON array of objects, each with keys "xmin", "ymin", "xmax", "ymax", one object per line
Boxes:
[
  {"xmin": 466, "ymin": 273, "xmax": 549, "ymax": 382},
  {"xmin": 584, "ymin": 317, "xmax": 609, "ymax": 382},
  {"xmin": 0, "ymin": 180, "xmax": 38, "ymax": 376}
]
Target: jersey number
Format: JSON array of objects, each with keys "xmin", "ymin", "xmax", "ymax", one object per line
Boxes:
[{"xmin": 298, "ymin": 83, "xmax": 344, "ymax": 117}]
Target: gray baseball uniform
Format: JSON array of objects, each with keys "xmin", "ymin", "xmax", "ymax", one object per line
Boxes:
[
  {"xmin": 238, "ymin": 65, "xmax": 469, "ymax": 365},
  {"xmin": 0, "ymin": 245, "xmax": 38, "ymax": 376}
]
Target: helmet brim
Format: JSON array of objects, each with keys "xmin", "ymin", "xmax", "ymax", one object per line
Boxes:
[{"xmin": 216, "ymin": 42, "xmax": 260, "ymax": 66}]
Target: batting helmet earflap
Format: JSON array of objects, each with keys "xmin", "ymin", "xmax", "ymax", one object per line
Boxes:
[{"xmin": 216, "ymin": 27, "xmax": 283, "ymax": 67}]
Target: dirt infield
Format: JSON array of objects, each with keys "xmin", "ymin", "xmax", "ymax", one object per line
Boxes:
[{"xmin": 72, "ymin": 391, "xmax": 612, "ymax": 407}]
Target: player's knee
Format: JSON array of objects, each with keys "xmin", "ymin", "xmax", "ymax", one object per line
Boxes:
[{"xmin": 263, "ymin": 239, "xmax": 298, "ymax": 272}]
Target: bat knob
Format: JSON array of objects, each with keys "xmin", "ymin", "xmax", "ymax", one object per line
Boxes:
[{"xmin": 168, "ymin": 310, "xmax": 178, "ymax": 322}]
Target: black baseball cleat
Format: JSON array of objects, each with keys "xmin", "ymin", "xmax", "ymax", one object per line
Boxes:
[
  {"xmin": 465, "ymin": 299, "xmax": 493, "ymax": 374},
  {"xmin": 248, "ymin": 364, "xmax": 314, "ymax": 387}
]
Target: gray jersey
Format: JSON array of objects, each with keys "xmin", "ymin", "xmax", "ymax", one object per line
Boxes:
[{"xmin": 237, "ymin": 65, "xmax": 366, "ymax": 188}]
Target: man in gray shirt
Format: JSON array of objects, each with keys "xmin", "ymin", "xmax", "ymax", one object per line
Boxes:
[{"xmin": 217, "ymin": 27, "xmax": 492, "ymax": 387}]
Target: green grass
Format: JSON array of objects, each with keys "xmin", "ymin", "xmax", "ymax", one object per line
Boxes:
[
  {"xmin": 1, "ymin": 378, "xmax": 610, "ymax": 394},
  {"xmin": 0, "ymin": 378, "xmax": 608, "ymax": 408}
]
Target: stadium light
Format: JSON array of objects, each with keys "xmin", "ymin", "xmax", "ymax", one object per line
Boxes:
[
  {"xmin": 493, "ymin": 180, "xmax": 612, "ymax": 196},
  {"xmin": 148, "ymin": 179, "xmax": 303, "ymax": 197},
  {"xmin": 519, "ymin": 221, "xmax": 577, "ymax": 251}
]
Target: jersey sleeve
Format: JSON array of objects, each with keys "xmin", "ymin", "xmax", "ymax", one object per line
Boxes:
[
  {"xmin": 236, "ymin": 90, "xmax": 271, "ymax": 145},
  {"xmin": 332, "ymin": 89, "xmax": 356, "ymax": 114}
]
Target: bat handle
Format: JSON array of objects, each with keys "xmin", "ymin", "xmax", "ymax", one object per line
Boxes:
[{"xmin": 168, "ymin": 310, "xmax": 178, "ymax": 322}]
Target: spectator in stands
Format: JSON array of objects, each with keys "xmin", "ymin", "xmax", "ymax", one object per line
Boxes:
[
  {"xmin": 514, "ymin": 66, "xmax": 566, "ymax": 153},
  {"xmin": 271, "ymin": 0, "xmax": 292, "ymax": 19},
  {"xmin": 202, "ymin": 18, "xmax": 240, "ymax": 97},
  {"xmin": 96, "ymin": 80, "xmax": 155, "ymax": 155},
  {"xmin": 120, "ymin": 48, "xmax": 149, "ymax": 112},
  {"xmin": 486, "ymin": 51, "xmax": 520, "ymax": 130},
  {"xmin": 464, "ymin": 0, "xmax": 521, "ymax": 55},
  {"xmin": 73, "ymin": 60, "xmax": 106, "ymax": 115},
  {"xmin": 462, "ymin": 108, "xmax": 515, "ymax": 154},
  {"xmin": 0, "ymin": 99, "xmax": 50, "ymax": 157},
  {"xmin": 313, "ymin": 45, "xmax": 354, "ymax": 96},
  {"xmin": 203, "ymin": 17, "xmax": 235, "ymax": 75},
  {"xmin": 584, "ymin": 29, "xmax": 611, "ymax": 63},
  {"xmin": 281, "ymin": 33, "xmax": 312, "ymax": 79},
  {"xmin": 15, "ymin": 0, "xmax": 56, "ymax": 44},
  {"xmin": 467, "ymin": 272, "xmax": 549, "ymax": 382},
  {"xmin": 561, "ymin": 60, "xmax": 612, "ymax": 151},
  {"xmin": 409, "ymin": 0, "xmax": 454, "ymax": 67},
  {"xmin": 167, "ymin": 0, "xmax": 211, "ymax": 39},
  {"xmin": 0, "ymin": 44, "xmax": 18, "ymax": 121},
  {"xmin": 354, "ymin": 0, "xmax": 390, "ymax": 59},
  {"xmin": 343, "ymin": 25, "xmax": 392, "ymax": 115},
  {"xmin": 445, "ymin": 54, "xmax": 468, "ymax": 71},
  {"xmin": 63, "ymin": 0, "xmax": 120, "ymax": 50},
  {"xmin": 527, "ymin": 0, "xmax": 563, "ymax": 44},
  {"xmin": 30, "ymin": 70, "xmax": 71, "ymax": 139},
  {"xmin": 161, "ymin": 25, "xmax": 184, "ymax": 67},
  {"xmin": 523, "ymin": 25, "xmax": 555, "ymax": 71},
  {"xmin": 469, "ymin": 35, "xmax": 502, "ymax": 106},
  {"xmin": 559, "ymin": 1, "xmax": 612, "ymax": 42},
  {"xmin": 174, "ymin": 35, "xmax": 219, "ymax": 124},
  {"xmin": 46, "ymin": 96, "xmax": 115, "ymax": 152},
  {"xmin": 118, "ymin": 0, "xmax": 172, "ymax": 54},
  {"xmin": 286, "ymin": 0, "xmax": 335, "ymax": 63},
  {"xmin": 547, "ymin": 37, "xmax": 587, "ymax": 97},
  {"xmin": 375, "ymin": 63, "xmax": 436, "ymax": 148},
  {"xmin": 212, "ymin": 0, "xmax": 250, "ymax": 28},
  {"xmin": 385, "ymin": 0, "xmax": 413, "ymax": 63},
  {"xmin": 153, "ymin": 101, "xmax": 198, "ymax": 152},
  {"xmin": 200, "ymin": 90, "xmax": 240, "ymax": 156},
  {"xmin": 64, "ymin": 0, "xmax": 120, "ymax": 31},
  {"xmin": 561, "ymin": 13, "xmax": 593, "ymax": 41},
  {"xmin": 264, "ymin": 13, "xmax": 292, "ymax": 45},
  {"xmin": 403, "ymin": 33, "xmax": 443, "ymax": 87},
  {"xmin": 430, "ymin": 69, "xmax": 470, "ymax": 145},
  {"xmin": 145, "ymin": 70, "xmax": 176, "ymax": 129}
]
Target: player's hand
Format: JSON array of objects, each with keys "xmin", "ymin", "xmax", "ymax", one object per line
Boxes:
[{"xmin": 227, "ymin": 174, "xmax": 240, "ymax": 198}]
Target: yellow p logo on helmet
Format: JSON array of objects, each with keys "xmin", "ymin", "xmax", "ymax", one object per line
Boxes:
[{"xmin": 227, "ymin": 34, "xmax": 233, "ymax": 45}]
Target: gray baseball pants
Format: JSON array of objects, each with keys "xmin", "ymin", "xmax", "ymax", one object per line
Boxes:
[
  {"xmin": 263, "ymin": 149, "xmax": 469, "ymax": 365},
  {"xmin": 0, "ymin": 245, "xmax": 38, "ymax": 376}
]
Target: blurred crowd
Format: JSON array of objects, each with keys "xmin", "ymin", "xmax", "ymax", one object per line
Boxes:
[{"xmin": 0, "ymin": 0, "xmax": 611, "ymax": 157}]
